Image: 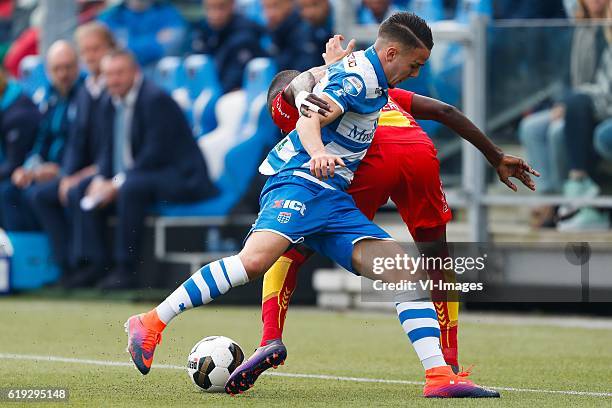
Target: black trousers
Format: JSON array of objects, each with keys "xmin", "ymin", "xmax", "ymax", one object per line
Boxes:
[
  {"xmin": 27, "ymin": 178, "xmax": 72, "ymax": 270},
  {"xmin": 69, "ymin": 169, "xmax": 212, "ymax": 274},
  {"xmin": 0, "ymin": 180, "xmax": 40, "ymax": 231}
]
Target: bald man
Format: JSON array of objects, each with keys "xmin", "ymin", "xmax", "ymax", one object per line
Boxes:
[
  {"xmin": 27, "ymin": 26, "xmax": 117, "ymax": 288},
  {"xmin": 0, "ymin": 40, "xmax": 83, "ymax": 233}
]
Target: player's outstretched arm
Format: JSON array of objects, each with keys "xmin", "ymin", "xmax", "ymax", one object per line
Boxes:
[
  {"xmin": 296, "ymin": 95, "xmax": 345, "ymax": 180},
  {"xmin": 410, "ymin": 94, "xmax": 540, "ymax": 191}
]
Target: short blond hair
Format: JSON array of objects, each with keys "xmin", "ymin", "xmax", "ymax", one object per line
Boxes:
[{"xmin": 75, "ymin": 21, "xmax": 117, "ymax": 49}]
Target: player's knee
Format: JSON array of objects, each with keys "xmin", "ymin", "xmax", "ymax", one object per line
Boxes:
[
  {"xmin": 351, "ymin": 244, "xmax": 365, "ymax": 273},
  {"xmin": 237, "ymin": 252, "xmax": 269, "ymax": 280}
]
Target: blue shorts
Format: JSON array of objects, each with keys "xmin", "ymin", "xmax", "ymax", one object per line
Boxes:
[{"xmin": 251, "ymin": 174, "xmax": 392, "ymax": 274}]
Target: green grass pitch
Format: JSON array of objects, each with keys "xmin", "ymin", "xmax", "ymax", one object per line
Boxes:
[{"xmin": 0, "ymin": 298, "xmax": 611, "ymax": 407}]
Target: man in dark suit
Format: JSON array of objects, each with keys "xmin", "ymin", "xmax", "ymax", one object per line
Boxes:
[
  {"xmin": 0, "ymin": 67, "xmax": 40, "ymax": 186},
  {"xmin": 0, "ymin": 40, "xmax": 82, "ymax": 231},
  {"xmin": 70, "ymin": 49, "xmax": 217, "ymax": 289},
  {"xmin": 192, "ymin": 0, "xmax": 266, "ymax": 93},
  {"xmin": 28, "ymin": 22, "xmax": 116, "ymax": 286}
]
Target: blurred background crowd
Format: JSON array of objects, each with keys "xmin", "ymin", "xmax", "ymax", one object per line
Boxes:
[{"xmin": 0, "ymin": 0, "xmax": 611, "ymax": 292}]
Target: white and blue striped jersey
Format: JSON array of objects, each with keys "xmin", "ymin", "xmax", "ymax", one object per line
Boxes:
[{"xmin": 259, "ymin": 46, "xmax": 389, "ymax": 191}]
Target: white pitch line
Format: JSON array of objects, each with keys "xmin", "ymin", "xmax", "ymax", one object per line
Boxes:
[{"xmin": 0, "ymin": 353, "xmax": 611, "ymax": 398}]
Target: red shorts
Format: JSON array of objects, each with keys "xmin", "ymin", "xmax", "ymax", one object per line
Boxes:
[{"xmin": 347, "ymin": 142, "xmax": 452, "ymax": 238}]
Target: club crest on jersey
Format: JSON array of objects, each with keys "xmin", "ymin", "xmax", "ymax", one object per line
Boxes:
[
  {"xmin": 272, "ymin": 199, "xmax": 306, "ymax": 216},
  {"xmin": 277, "ymin": 212, "xmax": 292, "ymax": 224},
  {"xmin": 342, "ymin": 77, "xmax": 363, "ymax": 97}
]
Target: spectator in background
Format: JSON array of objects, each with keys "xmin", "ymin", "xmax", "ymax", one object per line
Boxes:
[
  {"xmin": 262, "ymin": 0, "xmax": 311, "ymax": 72},
  {"xmin": 557, "ymin": 0, "xmax": 612, "ymax": 231},
  {"xmin": 519, "ymin": 0, "xmax": 609, "ymax": 229},
  {"xmin": 4, "ymin": 0, "xmax": 106, "ymax": 78},
  {"xmin": 297, "ymin": 0, "xmax": 333, "ymax": 69},
  {"xmin": 0, "ymin": 40, "xmax": 81, "ymax": 231},
  {"xmin": 69, "ymin": 50, "xmax": 216, "ymax": 289},
  {"xmin": 192, "ymin": 0, "xmax": 266, "ymax": 93},
  {"xmin": 357, "ymin": 0, "xmax": 402, "ymax": 24},
  {"xmin": 28, "ymin": 22, "xmax": 116, "ymax": 287},
  {"xmin": 99, "ymin": 0, "xmax": 186, "ymax": 72},
  {"xmin": 0, "ymin": 66, "xmax": 40, "ymax": 186},
  {"xmin": 494, "ymin": 0, "xmax": 567, "ymax": 19}
]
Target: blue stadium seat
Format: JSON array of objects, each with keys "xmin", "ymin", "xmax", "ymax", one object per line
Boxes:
[
  {"xmin": 154, "ymin": 56, "xmax": 185, "ymax": 92},
  {"xmin": 5, "ymin": 232, "xmax": 60, "ymax": 291},
  {"xmin": 155, "ymin": 58, "xmax": 280, "ymax": 217},
  {"xmin": 18, "ymin": 55, "xmax": 47, "ymax": 101},
  {"xmin": 154, "ymin": 56, "xmax": 196, "ymax": 130},
  {"xmin": 455, "ymin": 0, "xmax": 493, "ymax": 22},
  {"xmin": 407, "ymin": 0, "xmax": 445, "ymax": 22},
  {"xmin": 183, "ymin": 54, "xmax": 222, "ymax": 136}
]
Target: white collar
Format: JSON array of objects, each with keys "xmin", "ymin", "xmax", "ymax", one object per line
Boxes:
[
  {"xmin": 112, "ymin": 74, "xmax": 143, "ymax": 108},
  {"xmin": 86, "ymin": 75, "xmax": 106, "ymax": 99}
]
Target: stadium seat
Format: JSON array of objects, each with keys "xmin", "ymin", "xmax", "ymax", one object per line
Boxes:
[
  {"xmin": 153, "ymin": 56, "xmax": 198, "ymax": 131},
  {"xmin": 154, "ymin": 56, "xmax": 184, "ymax": 92},
  {"xmin": 183, "ymin": 54, "xmax": 222, "ymax": 137},
  {"xmin": 17, "ymin": 55, "xmax": 47, "ymax": 103},
  {"xmin": 155, "ymin": 58, "xmax": 280, "ymax": 217},
  {"xmin": 4, "ymin": 231, "xmax": 60, "ymax": 291},
  {"xmin": 198, "ymin": 90, "xmax": 248, "ymax": 180},
  {"xmin": 407, "ymin": 0, "xmax": 445, "ymax": 22}
]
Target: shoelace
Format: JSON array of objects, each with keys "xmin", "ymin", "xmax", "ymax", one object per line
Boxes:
[
  {"xmin": 455, "ymin": 364, "xmax": 476, "ymax": 384},
  {"xmin": 456, "ymin": 364, "xmax": 474, "ymax": 378}
]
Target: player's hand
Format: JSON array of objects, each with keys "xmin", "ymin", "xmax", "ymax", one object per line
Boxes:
[
  {"xmin": 322, "ymin": 35, "xmax": 356, "ymax": 65},
  {"xmin": 309, "ymin": 150, "xmax": 346, "ymax": 180},
  {"xmin": 296, "ymin": 91, "xmax": 332, "ymax": 118},
  {"xmin": 496, "ymin": 154, "xmax": 540, "ymax": 192}
]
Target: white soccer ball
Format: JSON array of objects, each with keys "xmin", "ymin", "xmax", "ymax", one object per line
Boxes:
[{"xmin": 187, "ymin": 336, "xmax": 244, "ymax": 393}]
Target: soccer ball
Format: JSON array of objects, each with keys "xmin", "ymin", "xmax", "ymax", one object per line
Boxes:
[{"xmin": 187, "ymin": 336, "xmax": 244, "ymax": 392}]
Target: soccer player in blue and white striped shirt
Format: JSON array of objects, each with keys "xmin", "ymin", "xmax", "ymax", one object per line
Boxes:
[{"xmin": 125, "ymin": 12, "xmax": 499, "ymax": 398}]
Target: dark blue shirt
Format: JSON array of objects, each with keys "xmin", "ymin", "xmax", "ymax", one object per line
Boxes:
[
  {"xmin": 26, "ymin": 79, "xmax": 83, "ymax": 168},
  {"xmin": 494, "ymin": 0, "xmax": 567, "ymax": 19},
  {"xmin": 0, "ymin": 81, "xmax": 40, "ymax": 180},
  {"xmin": 267, "ymin": 10, "xmax": 312, "ymax": 72},
  {"xmin": 298, "ymin": 12, "xmax": 334, "ymax": 70},
  {"xmin": 192, "ymin": 13, "xmax": 266, "ymax": 93}
]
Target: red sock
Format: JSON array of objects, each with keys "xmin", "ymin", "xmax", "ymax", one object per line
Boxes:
[
  {"xmin": 414, "ymin": 225, "xmax": 459, "ymax": 368},
  {"xmin": 260, "ymin": 248, "xmax": 307, "ymax": 346},
  {"xmin": 440, "ymin": 322, "xmax": 459, "ymax": 368}
]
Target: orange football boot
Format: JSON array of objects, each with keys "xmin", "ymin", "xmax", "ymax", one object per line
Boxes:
[
  {"xmin": 423, "ymin": 365, "xmax": 500, "ymax": 398},
  {"xmin": 124, "ymin": 314, "xmax": 162, "ymax": 375}
]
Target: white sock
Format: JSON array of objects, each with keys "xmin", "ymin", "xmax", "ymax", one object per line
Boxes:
[
  {"xmin": 395, "ymin": 300, "xmax": 447, "ymax": 370},
  {"xmin": 156, "ymin": 256, "xmax": 249, "ymax": 324}
]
